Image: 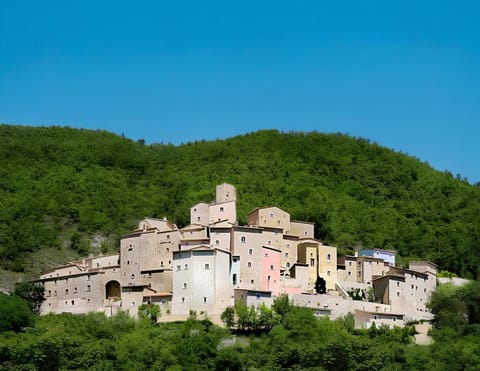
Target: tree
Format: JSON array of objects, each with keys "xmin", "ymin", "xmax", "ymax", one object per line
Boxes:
[
  {"xmin": 272, "ymin": 294, "xmax": 293, "ymax": 317},
  {"xmin": 0, "ymin": 293, "xmax": 34, "ymax": 332},
  {"xmin": 220, "ymin": 306, "xmax": 235, "ymax": 330},
  {"xmin": 138, "ymin": 303, "xmax": 160, "ymax": 323},
  {"xmin": 12, "ymin": 282, "xmax": 45, "ymax": 314}
]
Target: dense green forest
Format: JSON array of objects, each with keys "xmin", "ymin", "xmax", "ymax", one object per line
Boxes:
[
  {"xmin": 2, "ymin": 286, "xmax": 480, "ymax": 370},
  {"xmin": 1, "ymin": 124, "xmax": 480, "ymax": 287}
]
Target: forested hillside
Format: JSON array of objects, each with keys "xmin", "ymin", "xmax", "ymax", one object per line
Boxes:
[{"xmin": 1, "ymin": 124, "xmax": 479, "ymax": 285}]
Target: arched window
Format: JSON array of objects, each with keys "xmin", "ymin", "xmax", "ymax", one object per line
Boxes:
[
  {"xmin": 220, "ymin": 207, "xmax": 224, "ymax": 212},
  {"xmin": 241, "ymin": 236, "xmax": 246, "ymax": 243},
  {"xmin": 105, "ymin": 281, "xmax": 121, "ymax": 299}
]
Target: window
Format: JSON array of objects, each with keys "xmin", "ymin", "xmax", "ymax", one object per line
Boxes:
[
  {"xmin": 348, "ymin": 261, "xmax": 352, "ymax": 266},
  {"xmin": 54, "ymin": 290, "xmax": 57, "ymax": 296},
  {"xmin": 397, "ymin": 292, "xmax": 400, "ymax": 297},
  {"xmin": 127, "ymin": 260, "xmax": 130, "ymax": 265},
  {"xmin": 249, "ymin": 249, "xmax": 253, "ymax": 255},
  {"xmin": 251, "ymin": 279, "xmax": 254, "ymax": 284},
  {"xmin": 285, "ymin": 253, "xmax": 289, "ymax": 258},
  {"xmin": 197, "ymin": 217, "xmax": 201, "ymax": 221},
  {"xmin": 310, "ymin": 258, "xmax": 315, "ymax": 267},
  {"xmin": 181, "ymin": 297, "xmax": 185, "ymax": 303},
  {"xmin": 176, "ymin": 265, "xmax": 181, "ymax": 271},
  {"xmin": 183, "ymin": 283, "xmax": 187, "ymax": 289},
  {"xmin": 264, "ymin": 253, "xmax": 269, "ymax": 257},
  {"xmin": 373, "ymin": 315, "xmax": 378, "ymax": 320},
  {"xmin": 65, "ymin": 289, "xmax": 69, "ymax": 294},
  {"xmin": 130, "ymin": 301, "xmax": 136, "ymax": 307},
  {"xmin": 241, "ymin": 236, "xmax": 246, "ymax": 243},
  {"xmin": 256, "ymin": 293, "xmax": 260, "ymax": 299},
  {"xmin": 86, "ymin": 275, "xmax": 90, "ymax": 281},
  {"xmin": 270, "ymin": 264, "xmax": 274, "ymax": 270},
  {"xmin": 286, "ymin": 262, "xmax": 290, "ymax": 268},
  {"xmin": 248, "ymin": 262, "xmax": 252, "ymax": 268},
  {"xmin": 268, "ymin": 275, "xmax": 271, "ymax": 281},
  {"xmin": 327, "ymin": 270, "xmax": 331, "ymax": 276},
  {"xmin": 204, "ymin": 263, "xmax": 210, "ymax": 270},
  {"xmin": 348, "ymin": 271, "xmax": 351, "ymax": 276},
  {"xmin": 48, "ymin": 290, "xmax": 51, "ymax": 297},
  {"xmin": 167, "ymin": 235, "xmax": 170, "ymax": 240},
  {"xmin": 74, "ymin": 287, "xmax": 78, "ymax": 293},
  {"xmin": 397, "ymin": 281, "xmax": 400, "ymax": 287},
  {"xmin": 193, "ymin": 208, "xmax": 197, "ymax": 212},
  {"xmin": 220, "ymin": 207, "xmax": 224, "ymax": 212},
  {"xmin": 71, "ymin": 300, "xmax": 75, "ymax": 305},
  {"xmin": 327, "ymin": 253, "xmax": 331, "ymax": 262},
  {"xmin": 184, "ymin": 264, "xmax": 189, "ymax": 270},
  {"xmin": 131, "ymin": 274, "xmax": 135, "ymax": 279},
  {"xmin": 87, "ymin": 285, "xmax": 91, "ymax": 292},
  {"xmin": 203, "ymin": 297, "xmax": 207, "ymax": 303},
  {"xmin": 215, "ymin": 240, "xmax": 219, "ymax": 245},
  {"xmin": 233, "ymin": 274, "xmax": 237, "ymax": 285}
]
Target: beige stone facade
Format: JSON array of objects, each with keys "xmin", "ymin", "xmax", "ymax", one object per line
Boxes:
[{"xmin": 37, "ymin": 183, "xmax": 437, "ymax": 325}]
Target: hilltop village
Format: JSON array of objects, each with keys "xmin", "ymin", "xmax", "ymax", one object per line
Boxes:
[{"xmin": 37, "ymin": 184, "xmax": 438, "ymax": 328}]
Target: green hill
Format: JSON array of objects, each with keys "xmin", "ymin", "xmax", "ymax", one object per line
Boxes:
[{"xmin": 1, "ymin": 124, "xmax": 479, "ymax": 288}]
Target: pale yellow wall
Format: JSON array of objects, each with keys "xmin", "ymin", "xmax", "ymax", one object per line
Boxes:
[
  {"xmin": 290, "ymin": 221, "xmax": 314, "ymax": 239},
  {"xmin": 190, "ymin": 203, "xmax": 209, "ymax": 226},
  {"xmin": 248, "ymin": 207, "xmax": 290, "ymax": 233},
  {"xmin": 297, "ymin": 243, "xmax": 319, "ymax": 291},
  {"xmin": 216, "ymin": 183, "xmax": 236, "ymax": 203},
  {"xmin": 281, "ymin": 236, "xmax": 298, "ymax": 270},
  {"xmin": 318, "ymin": 244, "xmax": 337, "ymax": 291},
  {"xmin": 337, "ymin": 256, "xmax": 357, "ymax": 282},
  {"xmin": 180, "ymin": 225, "xmax": 207, "ymax": 241},
  {"xmin": 233, "ymin": 228, "xmax": 263, "ymax": 291},
  {"xmin": 120, "ymin": 235, "xmax": 142, "ymax": 286},
  {"xmin": 209, "ymin": 200, "xmax": 236, "ymax": 225},
  {"xmin": 358, "ymin": 257, "xmax": 389, "ymax": 284}
]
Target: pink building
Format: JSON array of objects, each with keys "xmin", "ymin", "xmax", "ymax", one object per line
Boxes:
[{"xmin": 262, "ymin": 246, "xmax": 281, "ymax": 296}]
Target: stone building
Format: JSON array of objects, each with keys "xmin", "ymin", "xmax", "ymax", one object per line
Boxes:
[{"xmin": 36, "ymin": 183, "xmax": 437, "ymax": 326}]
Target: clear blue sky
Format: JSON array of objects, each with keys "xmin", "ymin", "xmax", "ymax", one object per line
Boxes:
[{"xmin": 1, "ymin": 1, "xmax": 479, "ymax": 182}]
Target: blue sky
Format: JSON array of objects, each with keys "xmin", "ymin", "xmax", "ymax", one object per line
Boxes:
[{"xmin": 1, "ymin": 1, "xmax": 479, "ymax": 182}]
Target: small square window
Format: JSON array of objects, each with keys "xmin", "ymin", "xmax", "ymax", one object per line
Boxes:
[{"xmin": 205, "ymin": 263, "xmax": 209, "ymax": 270}]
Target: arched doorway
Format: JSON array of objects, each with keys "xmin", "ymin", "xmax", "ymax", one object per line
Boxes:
[{"xmin": 105, "ymin": 280, "xmax": 121, "ymax": 299}]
